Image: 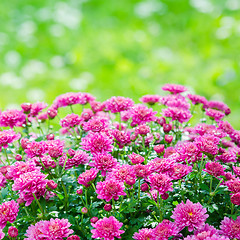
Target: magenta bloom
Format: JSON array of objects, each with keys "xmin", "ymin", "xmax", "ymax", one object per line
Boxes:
[
  {"xmin": 30, "ymin": 102, "xmax": 48, "ymax": 116},
  {"xmin": 220, "ymin": 216, "xmax": 240, "ymax": 239},
  {"xmin": 90, "ymin": 153, "xmax": 118, "ymax": 176},
  {"xmin": 8, "ymin": 226, "xmax": 18, "ymax": 238},
  {"xmin": 104, "ymin": 96, "xmax": 134, "ymax": 113},
  {"xmin": 107, "ymin": 164, "xmax": 136, "ymax": 183},
  {"xmin": 25, "ymin": 218, "xmax": 74, "ymax": 239},
  {"xmin": 148, "ymin": 173, "xmax": 173, "ymax": 194},
  {"xmin": 233, "ymin": 166, "xmax": 240, "ymax": 177},
  {"xmin": 0, "ymin": 129, "xmax": 21, "ymax": 151},
  {"xmin": 203, "ymin": 162, "xmax": 225, "ymax": 178},
  {"xmin": 90, "ymin": 101, "xmax": 105, "ymax": 112},
  {"xmin": 128, "ymin": 153, "xmax": 145, "ymax": 164},
  {"xmin": 207, "ymin": 100, "xmax": 230, "ymax": 114},
  {"xmin": 60, "ymin": 113, "xmax": 81, "ymax": 128},
  {"xmin": 0, "ymin": 173, "xmax": 6, "ymax": 189},
  {"xmin": 112, "ymin": 129, "xmax": 131, "ymax": 148},
  {"xmin": 152, "ymin": 219, "xmax": 179, "ymax": 240},
  {"xmin": 172, "ymin": 164, "xmax": 192, "ymax": 180},
  {"xmin": 0, "ymin": 109, "xmax": 26, "ymax": 128},
  {"xmin": 81, "ymin": 132, "xmax": 113, "ymax": 154},
  {"xmin": 7, "ymin": 161, "xmax": 41, "ymax": 180},
  {"xmin": 133, "ymin": 228, "xmax": 153, "ymax": 240},
  {"xmin": 134, "ymin": 164, "xmax": 151, "ymax": 179},
  {"xmin": 195, "ymin": 135, "xmax": 220, "ymax": 156},
  {"xmin": 175, "ymin": 142, "xmax": 201, "ymax": 163},
  {"xmin": 205, "ymin": 108, "xmax": 225, "ymax": 121},
  {"xmin": 0, "ymin": 229, "xmax": 4, "ymax": 240},
  {"xmin": 47, "ymin": 139, "xmax": 65, "ymax": 158},
  {"xmin": 187, "ymin": 94, "xmax": 208, "ymax": 106},
  {"xmin": 218, "ymin": 121, "xmax": 235, "ymax": 135},
  {"xmin": 25, "ymin": 141, "xmax": 48, "ymax": 158},
  {"xmin": 147, "ymin": 157, "xmax": 175, "ymax": 174},
  {"xmin": 162, "ymin": 107, "xmax": 192, "ymax": 123},
  {"xmin": 78, "ymin": 168, "xmax": 99, "ymax": 187},
  {"xmin": 83, "ymin": 117, "xmax": 109, "ymax": 132},
  {"xmin": 96, "ymin": 179, "xmax": 126, "ymax": 202},
  {"xmin": 91, "ymin": 216, "xmax": 125, "ymax": 240},
  {"xmin": 12, "ymin": 171, "xmax": 48, "ymax": 206},
  {"xmin": 0, "ymin": 200, "xmax": 19, "ymax": 229},
  {"xmin": 226, "ymin": 179, "xmax": 240, "ymax": 193},
  {"xmin": 140, "ymin": 95, "xmax": 160, "ymax": 105},
  {"xmin": 171, "ymin": 199, "xmax": 209, "ymax": 232},
  {"xmin": 130, "ymin": 104, "xmax": 157, "ymax": 126},
  {"xmin": 231, "ymin": 193, "xmax": 240, "ymax": 205},
  {"xmin": 162, "ymin": 83, "xmax": 188, "ymax": 94},
  {"xmin": 160, "ymin": 94, "xmax": 190, "ymax": 110}
]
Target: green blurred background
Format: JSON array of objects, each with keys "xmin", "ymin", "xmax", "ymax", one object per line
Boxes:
[{"xmin": 0, "ymin": 0, "xmax": 239, "ymax": 128}]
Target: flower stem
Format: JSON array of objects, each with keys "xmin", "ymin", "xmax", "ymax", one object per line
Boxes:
[{"xmin": 32, "ymin": 193, "xmax": 44, "ymax": 217}]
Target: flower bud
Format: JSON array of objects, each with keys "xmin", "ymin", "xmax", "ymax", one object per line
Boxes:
[
  {"xmin": 77, "ymin": 189, "xmax": 83, "ymax": 195},
  {"xmin": 47, "ymin": 180, "xmax": 58, "ymax": 190},
  {"xmin": 15, "ymin": 154, "xmax": 22, "ymax": 161},
  {"xmin": 8, "ymin": 226, "xmax": 18, "ymax": 238},
  {"xmin": 165, "ymin": 135, "xmax": 173, "ymax": 143},
  {"xmin": 157, "ymin": 117, "xmax": 166, "ymax": 126},
  {"xmin": 90, "ymin": 217, "xmax": 99, "ymax": 224},
  {"xmin": 153, "ymin": 144, "xmax": 165, "ymax": 154},
  {"xmin": 46, "ymin": 134, "xmax": 55, "ymax": 140},
  {"xmin": 68, "ymin": 148, "xmax": 76, "ymax": 157},
  {"xmin": 161, "ymin": 193, "xmax": 169, "ymax": 200},
  {"xmin": 141, "ymin": 183, "xmax": 149, "ymax": 192},
  {"xmin": 163, "ymin": 123, "xmax": 172, "ymax": 133},
  {"xmin": 104, "ymin": 204, "xmax": 112, "ymax": 212},
  {"xmin": 81, "ymin": 207, "xmax": 88, "ymax": 214},
  {"xmin": 21, "ymin": 103, "xmax": 32, "ymax": 113}
]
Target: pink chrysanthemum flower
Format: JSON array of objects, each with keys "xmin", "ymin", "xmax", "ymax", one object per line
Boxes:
[
  {"xmin": 60, "ymin": 114, "xmax": 81, "ymax": 128},
  {"xmin": 0, "ymin": 109, "xmax": 26, "ymax": 128},
  {"xmin": 162, "ymin": 107, "xmax": 192, "ymax": 123},
  {"xmin": 47, "ymin": 139, "xmax": 65, "ymax": 158},
  {"xmin": 12, "ymin": 171, "xmax": 48, "ymax": 206},
  {"xmin": 147, "ymin": 157, "xmax": 175, "ymax": 174},
  {"xmin": 29, "ymin": 102, "xmax": 48, "ymax": 116},
  {"xmin": 25, "ymin": 218, "xmax": 74, "ymax": 239},
  {"xmin": 135, "ymin": 124, "xmax": 151, "ymax": 135},
  {"xmin": 230, "ymin": 193, "xmax": 240, "ymax": 205},
  {"xmin": 7, "ymin": 161, "xmax": 41, "ymax": 180},
  {"xmin": 0, "ymin": 200, "xmax": 19, "ymax": 229},
  {"xmin": 133, "ymin": 228, "xmax": 153, "ymax": 240},
  {"xmin": 134, "ymin": 164, "xmax": 151, "ymax": 179},
  {"xmin": 220, "ymin": 216, "xmax": 240, "ymax": 239},
  {"xmin": 91, "ymin": 216, "xmax": 125, "ymax": 240},
  {"xmin": 152, "ymin": 219, "xmax": 179, "ymax": 240},
  {"xmin": 175, "ymin": 142, "xmax": 201, "ymax": 163},
  {"xmin": 194, "ymin": 135, "xmax": 220, "ymax": 156},
  {"xmin": 107, "ymin": 164, "xmax": 136, "ymax": 183},
  {"xmin": 25, "ymin": 141, "xmax": 48, "ymax": 158},
  {"xmin": 77, "ymin": 168, "xmax": 99, "ymax": 187},
  {"xmin": 226, "ymin": 179, "xmax": 240, "ymax": 193},
  {"xmin": 194, "ymin": 223, "xmax": 220, "ymax": 237},
  {"xmin": 218, "ymin": 121, "xmax": 235, "ymax": 135},
  {"xmin": 96, "ymin": 179, "xmax": 126, "ymax": 202},
  {"xmin": 233, "ymin": 166, "xmax": 240, "ymax": 177},
  {"xmin": 184, "ymin": 233, "xmax": 230, "ymax": 240},
  {"xmin": 205, "ymin": 109, "xmax": 225, "ymax": 121},
  {"xmin": 172, "ymin": 164, "xmax": 192, "ymax": 180},
  {"xmin": 148, "ymin": 173, "xmax": 173, "ymax": 194},
  {"xmin": 140, "ymin": 95, "xmax": 160, "ymax": 105},
  {"xmin": 112, "ymin": 129, "xmax": 131, "ymax": 148},
  {"xmin": 162, "ymin": 83, "xmax": 188, "ymax": 94},
  {"xmin": 187, "ymin": 94, "xmax": 208, "ymax": 106},
  {"xmin": 207, "ymin": 100, "xmax": 230, "ymax": 115},
  {"xmin": 130, "ymin": 104, "xmax": 157, "ymax": 126},
  {"xmin": 83, "ymin": 117, "xmax": 109, "ymax": 132},
  {"xmin": 0, "ymin": 129, "xmax": 21, "ymax": 152},
  {"xmin": 90, "ymin": 101, "xmax": 105, "ymax": 112},
  {"xmin": 128, "ymin": 153, "xmax": 145, "ymax": 164},
  {"xmin": 33, "ymin": 155, "xmax": 56, "ymax": 169},
  {"xmin": 80, "ymin": 109, "xmax": 94, "ymax": 121},
  {"xmin": 160, "ymin": 94, "xmax": 190, "ymax": 110},
  {"xmin": 66, "ymin": 150, "xmax": 90, "ymax": 169},
  {"xmin": 215, "ymin": 148, "xmax": 237, "ymax": 163},
  {"xmin": 81, "ymin": 132, "xmax": 113, "ymax": 154},
  {"xmin": 194, "ymin": 123, "xmax": 226, "ymax": 138},
  {"xmin": 171, "ymin": 199, "xmax": 209, "ymax": 232},
  {"xmin": 104, "ymin": 96, "xmax": 134, "ymax": 113},
  {"xmin": 90, "ymin": 153, "xmax": 118, "ymax": 176},
  {"xmin": 203, "ymin": 162, "xmax": 225, "ymax": 178}
]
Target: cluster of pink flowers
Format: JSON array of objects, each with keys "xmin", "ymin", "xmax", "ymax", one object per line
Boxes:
[
  {"xmin": 25, "ymin": 218, "xmax": 74, "ymax": 239},
  {"xmin": 0, "ymin": 84, "xmax": 240, "ymax": 239}
]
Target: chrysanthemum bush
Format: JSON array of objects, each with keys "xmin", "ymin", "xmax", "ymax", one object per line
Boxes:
[{"xmin": 0, "ymin": 84, "xmax": 240, "ymax": 239}]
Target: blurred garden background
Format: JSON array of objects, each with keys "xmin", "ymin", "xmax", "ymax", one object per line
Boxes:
[{"xmin": 0, "ymin": 0, "xmax": 240, "ymax": 128}]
